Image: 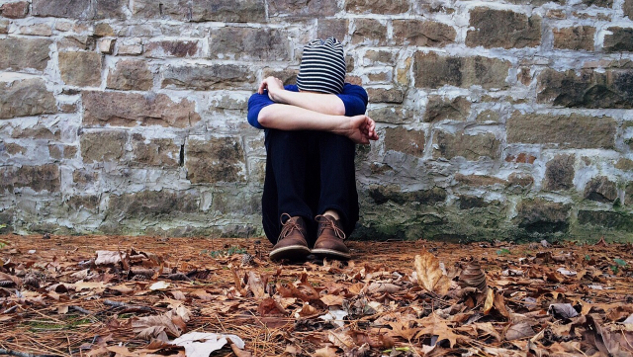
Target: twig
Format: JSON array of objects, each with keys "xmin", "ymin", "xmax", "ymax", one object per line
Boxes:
[
  {"xmin": 2, "ymin": 305, "xmax": 18, "ymax": 314},
  {"xmin": 0, "ymin": 348, "xmax": 58, "ymax": 357},
  {"xmin": 69, "ymin": 306, "xmax": 92, "ymax": 315},
  {"xmin": 103, "ymin": 300, "xmax": 127, "ymax": 308}
]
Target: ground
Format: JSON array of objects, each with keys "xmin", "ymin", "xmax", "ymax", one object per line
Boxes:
[{"xmin": 0, "ymin": 234, "xmax": 632, "ymax": 357}]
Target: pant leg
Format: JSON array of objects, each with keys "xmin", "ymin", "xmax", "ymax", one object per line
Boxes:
[
  {"xmin": 261, "ymin": 129, "xmax": 319, "ymax": 244},
  {"xmin": 316, "ymin": 132, "xmax": 359, "ymax": 237}
]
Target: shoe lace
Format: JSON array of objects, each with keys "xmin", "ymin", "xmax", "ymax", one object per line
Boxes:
[
  {"xmin": 278, "ymin": 213, "xmax": 302, "ymax": 242},
  {"xmin": 315, "ymin": 215, "xmax": 346, "ymax": 240}
]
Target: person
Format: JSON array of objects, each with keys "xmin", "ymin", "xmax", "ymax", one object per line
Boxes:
[{"xmin": 247, "ymin": 38, "xmax": 378, "ymax": 261}]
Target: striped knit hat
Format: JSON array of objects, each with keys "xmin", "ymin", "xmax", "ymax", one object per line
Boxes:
[{"xmin": 297, "ymin": 38, "xmax": 346, "ymax": 94}]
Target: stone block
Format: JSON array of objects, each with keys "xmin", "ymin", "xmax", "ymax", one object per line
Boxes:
[
  {"xmin": 65, "ymin": 195, "xmax": 100, "ymax": 210},
  {"xmin": 466, "ymin": 8, "xmax": 541, "ymax": 49},
  {"xmin": 191, "ymin": 0, "xmax": 266, "ymax": 23},
  {"xmin": 145, "ymin": 40, "xmax": 200, "ymax": 58},
  {"xmin": 269, "ymin": 0, "xmax": 338, "ymax": 19},
  {"xmin": 262, "ymin": 68, "xmax": 298, "ymax": 86},
  {"xmin": 603, "ymin": 27, "xmax": 633, "ymax": 53},
  {"xmin": 413, "ymin": 52, "xmax": 511, "ymax": 89},
  {"xmin": 476, "ymin": 110, "xmax": 500, "ymax": 123},
  {"xmin": 208, "ymin": 27, "xmax": 289, "ymax": 61},
  {"xmin": 83, "ymin": 91, "xmax": 201, "ymax": 128},
  {"xmin": 0, "ymin": 38, "xmax": 51, "ymax": 71},
  {"xmin": 59, "ymin": 51, "xmax": 102, "ymax": 87},
  {"xmin": 544, "ymin": 154, "xmax": 575, "ymax": 191},
  {"xmin": 5, "ymin": 143, "xmax": 26, "ymax": 155},
  {"xmin": 367, "ymin": 88, "xmax": 405, "ymax": 104},
  {"xmin": 392, "ymin": 20, "xmax": 456, "ymax": 47},
  {"xmin": 346, "ymin": 0, "xmax": 409, "ymax": 14},
  {"xmin": 33, "ymin": 0, "xmax": 124, "ymax": 19},
  {"xmin": 507, "ymin": 112, "xmax": 616, "ymax": 149},
  {"xmin": 18, "ymin": 23, "xmax": 53, "ymax": 36},
  {"xmin": 459, "ymin": 196, "xmax": 491, "ymax": 209},
  {"xmin": 455, "ymin": 174, "xmax": 507, "ymax": 186},
  {"xmin": 317, "ymin": 19, "xmax": 348, "ymax": 42},
  {"xmin": 578, "ymin": 211, "xmax": 633, "ymax": 232},
  {"xmin": 185, "ymin": 137, "xmax": 245, "ymax": 183},
  {"xmin": 98, "ymin": 38, "xmax": 115, "ymax": 54},
  {"xmin": 132, "ymin": 0, "xmax": 187, "ymax": 19},
  {"xmin": 508, "ymin": 173, "xmax": 534, "ymax": 188},
  {"xmin": 107, "ymin": 190, "xmax": 199, "ymax": 218},
  {"xmin": 0, "ymin": 19, "xmax": 8, "ymax": 34},
  {"xmin": 626, "ymin": 182, "xmax": 633, "ymax": 206},
  {"xmin": 368, "ymin": 185, "xmax": 446, "ymax": 205},
  {"xmin": 0, "ymin": 167, "xmax": 16, "ymax": 193},
  {"xmin": 72, "ymin": 169, "xmax": 98, "ymax": 185},
  {"xmin": 364, "ymin": 50, "xmax": 396, "ymax": 65},
  {"xmin": 514, "ymin": 199, "xmax": 570, "ymax": 233},
  {"xmin": 162, "ymin": 64, "xmax": 255, "ymax": 90},
  {"xmin": 368, "ymin": 107, "xmax": 411, "ymax": 124},
  {"xmin": 118, "ymin": 39, "xmax": 143, "ymax": 55},
  {"xmin": 424, "ymin": 96, "xmax": 470, "ymax": 122},
  {"xmin": 505, "ymin": 152, "xmax": 537, "ymax": 164},
  {"xmin": 616, "ymin": 158, "xmax": 633, "ymax": 171},
  {"xmin": 131, "ymin": 135, "xmax": 180, "ymax": 167},
  {"xmin": 384, "ymin": 127, "xmax": 425, "ymax": 157},
  {"xmin": 553, "ymin": 26, "xmax": 595, "ymax": 51},
  {"xmin": 1, "ymin": 2, "xmax": 29, "ymax": 18},
  {"xmin": 94, "ymin": 23, "xmax": 114, "ymax": 37},
  {"xmin": 80, "ymin": 131, "xmax": 127, "ymax": 162},
  {"xmin": 352, "ymin": 19, "xmax": 387, "ymax": 45},
  {"xmin": 537, "ymin": 68, "xmax": 633, "ymax": 109},
  {"xmin": 0, "ymin": 78, "xmax": 56, "ymax": 119},
  {"xmin": 434, "ymin": 131, "xmax": 500, "ymax": 160},
  {"xmin": 15, "ymin": 164, "xmax": 60, "ymax": 192},
  {"xmin": 582, "ymin": 0, "xmax": 612, "ymax": 7},
  {"xmin": 107, "ymin": 59, "xmax": 153, "ymax": 91},
  {"xmin": 625, "ymin": 0, "xmax": 633, "ymax": 20},
  {"xmin": 584, "ymin": 176, "xmax": 617, "ymax": 203}
]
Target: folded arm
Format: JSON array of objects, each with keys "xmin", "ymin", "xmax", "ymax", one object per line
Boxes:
[{"xmin": 257, "ymin": 76, "xmax": 346, "ymax": 115}]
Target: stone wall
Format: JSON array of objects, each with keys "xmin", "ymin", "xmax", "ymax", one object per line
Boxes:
[{"xmin": 1, "ymin": 0, "xmax": 632, "ymax": 241}]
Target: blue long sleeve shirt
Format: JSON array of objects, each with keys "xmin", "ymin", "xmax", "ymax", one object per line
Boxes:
[{"xmin": 247, "ymin": 84, "xmax": 369, "ymax": 129}]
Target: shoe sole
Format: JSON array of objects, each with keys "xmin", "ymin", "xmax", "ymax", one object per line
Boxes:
[
  {"xmin": 269, "ymin": 245, "xmax": 311, "ymax": 261},
  {"xmin": 311, "ymin": 248, "xmax": 351, "ymax": 260}
]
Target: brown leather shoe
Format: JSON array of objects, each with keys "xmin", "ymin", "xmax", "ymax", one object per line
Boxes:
[
  {"xmin": 269, "ymin": 213, "xmax": 311, "ymax": 261},
  {"xmin": 312, "ymin": 214, "xmax": 351, "ymax": 260}
]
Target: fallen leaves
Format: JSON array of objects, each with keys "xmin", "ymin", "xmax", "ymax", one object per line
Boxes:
[{"xmin": 414, "ymin": 249, "xmax": 450, "ymax": 295}]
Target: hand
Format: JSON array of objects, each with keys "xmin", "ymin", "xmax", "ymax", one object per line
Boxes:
[
  {"xmin": 257, "ymin": 76, "xmax": 285, "ymax": 102},
  {"xmin": 346, "ymin": 115, "xmax": 379, "ymax": 145}
]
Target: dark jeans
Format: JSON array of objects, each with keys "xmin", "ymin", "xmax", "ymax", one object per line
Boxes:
[{"xmin": 261, "ymin": 129, "xmax": 359, "ymax": 245}]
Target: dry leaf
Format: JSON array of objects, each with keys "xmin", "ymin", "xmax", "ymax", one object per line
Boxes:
[
  {"xmin": 388, "ymin": 320, "xmax": 419, "ymax": 341},
  {"xmin": 312, "ymin": 346, "xmax": 338, "ymax": 357},
  {"xmin": 415, "ymin": 313, "xmax": 464, "ymax": 348},
  {"xmin": 505, "ymin": 321, "xmax": 535, "ymax": 341},
  {"xmin": 95, "ymin": 250, "xmax": 123, "ymax": 265},
  {"xmin": 132, "ymin": 314, "xmax": 183, "ymax": 339},
  {"xmin": 414, "ymin": 250, "xmax": 449, "ymax": 295},
  {"xmin": 483, "ymin": 288, "xmax": 494, "ymax": 315},
  {"xmin": 149, "ymin": 281, "xmax": 171, "ymax": 291},
  {"xmin": 246, "ymin": 271, "xmax": 266, "ymax": 299},
  {"xmin": 170, "ymin": 332, "xmax": 244, "ymax": 357},
  {"xmin": 458, "ymin": 260, "xmax": 488, "ymax": 292}
]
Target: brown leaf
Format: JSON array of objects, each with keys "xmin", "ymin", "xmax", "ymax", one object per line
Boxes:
[
  {"xmin": 415, "ymin": 313, "xmax": 464, "ymax": 348},
  {"xmin": 458, "ymin": 260, "xmax": 487, "ymax": 292},
  {"xmin": 320, "ymin": 294, "xmax": 344, "ymax": 307},
  {"xmin": 95, "ymin": 250, "xmax": 123, "ymax": 265},
  {"xmin": 132, "ymin": 314, "xmax": 183, "ymax": 339},
  {"xmin": 312, "ymin": 346, "xmax": 338, "ymax": 357},
  {"xmin": 246, "ymin": 271, "xmax": 266, "ymax": 299},
  {"xmin": 388, "ymin": 320, "xmax": 419, "ymax": 341},
  {"xmin": 414, "ymin": 250, "xmax": 449, "ymax": 295},
  {"xmin": 483, "ymin": 288, "xmax": 494, "ymax": 315},
  {"xmin": 505, "ymin": 321, "xmax": 535, "ymax": 341},
  {"xmin": 190, "ymin": 289, "xmax": 213, "ymax": 301},
  {"xmin": 258, "ymin": 297, "xmax": 287, "ymax": 317}
]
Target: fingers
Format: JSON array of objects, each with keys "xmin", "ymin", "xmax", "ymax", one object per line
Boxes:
[{"xmin": 257, "ymin": 76, "xmax": 283, "ymax": 95}]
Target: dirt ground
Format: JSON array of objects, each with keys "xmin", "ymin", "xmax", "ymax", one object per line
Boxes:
[{"xmin": 0, "ymin": 234, "xmax": 632, "ymax": 357}]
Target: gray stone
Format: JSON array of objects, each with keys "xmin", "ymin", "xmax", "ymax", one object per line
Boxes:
[
  {"xmin": 364, "ymin": 50, "xmax": 396, "ymax": 65},
  {"xmin": 544, "ymin": 154, "xmax": 575, "ymax": 191},
  {"xmin": 59, "ymin": 51, "xmax": 102, "ymax": 87},
  {"xmin": 553, "ymin": 26, "xmax": 595, "ymax": 51},
  {"xmin": 424, "ymin": 96, "xmax": 470, "ymax": 122},
  {"xmin": 603, "ymin": 27, "xmax": 633, "ymax": 53},
  {"xmin": 5, "ymin": 143, "xmax": 26, "ymax": 155},
  {"xmin": 577, "ymin": 211, "xmax": 633, "ymax": 232},
  {"xmin": 317, "ymin": 19, "xmax": 348, "ymax": 42},
  {"xmin": 352, "ymin": 19, "xmax": 387, "ymax": 45},
  {"xmin": 0, "ymin": 38, "xmax": 51, "ymax": 71},
  {"xmin": 65, "ymin": 195, "xmax": 100, "ymax": 210},
  {"xmin": 72, "ymin": 170, "xmax": 99, "ymax": 185},
  {"xmin": 0, "ymin": 78, "xmax": 56, "ymax": 119},
  {"xmin": 191, "ymin": 0, "xmax": 266, "ymax": 23},
  {"xmin": 434, "ymin": 131, "xmax": 500, "ymax": 160},
  {"xmin": 455, "ymin": 174, "xmax": 507, "ymax": 186},
  {"xmin": 368, "ymin": 107, "xmax": 411, "ymax": 124},
  {"xmin": 626, "ymin": 182, "xmax": 633, "ymax": 206},
  {"xmin": 367, "ymin": 88, "xmax": 405, "ymax": 103},
  {"xmin": 507, "ymin": 112, "xmax": 616, "ymax": 149},
  {"xmin": 80, "ymin": 131, "xmax": 127, "ymax": 163},
  {"xmin": 185, "ymin": 137, "xmax": 245, "ymax": 183},
  {"xmin": 107, "ymin": 190, "xmax": 199, "ymax": 218},
  {"xmin": 94, "ymin": 23, "xmax": 114, "ymax": 37},
  {"xmin": 15, "ymin": 164, "xmax": 60, "ymax": 192},
  {"xmin": 392, "ymin": 20, "xmax": 456, "ymax": 47},
  {"xmin": 0, "ymin": 19, "xmax": 8, "ymax": 34},
  {"xmin": 537, "ymin": 68, "xmax": 633, "ymax": 109},
  {"xmin": 476, "ymin": 110, "xmax": 500, "ymax": 123},
  {"xmin": 466, "ymin": 8, "xmax": 541, "ymax": 49},
  {"xmin": 584, "ymin": 176, "xmax": 617, "ymax": 203},
  {"xmin": 368, "ymin": 185, "xmax": 446, "ymax": 205},
  {"xmin": 582, "ymin": 0, "xmax": 612, "ymax": 7},
  {"xmin": 162, "ymin": 64, "xmax": 255, "ymax": 90},
  {"xmin": 131, "ymin": 135, "xmax": 180, "ymax": 167},
  {"xmin": 83, "ymin": 91, "xmax": 202, "ymax": 128},
  {"xmin": 508, "ymin": 173, "xmax": 534, "ymax": 188},
  {"xmin": 616, "ymin": 158, "xmax": 633, "ymax": 171},
  {"xmin": 346, "ymin": 0, "xmax": 409, "ymax": 14},
  {"xmin": 145, "ymin": 40, "xmax": 201, "ymax": 58},
  {"xmin": 414, "ymin": 52, "xmax": 511, "ymax": 89},
  {"xmin": 0, "ymin": 167, "xmax": 16, "ymax": 193},
  {"xmin": 33, "ymin": 0, "xmax": 124, "ymax": 19},
  {"xmin": 269, "ymin": 0, "xmax": 339, "ymax": 19},
  {"xmin": 208, "ymin": 27, "xmax": 289, "ymax": 61},
  {"xmin": 107, "ymin": 59, "xmax": 153, "ymax": 91},
  {"xmin": 384, "ymin": 127, "xmax": 425, "ymax": 157},
  {"xmin": 459, "ymin": 196, "xmax": 494, "ymax": 209},
  {"xmin": 1, "ymin": 2, "xmax": 29, "ymax": 18},
  {"xmin": 262, "ymin": 68, "xmax": 298, "ymax": 86},
  {"xmin": 513, "ymin": 199, "xmax": 570, "ymax": 234}
]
